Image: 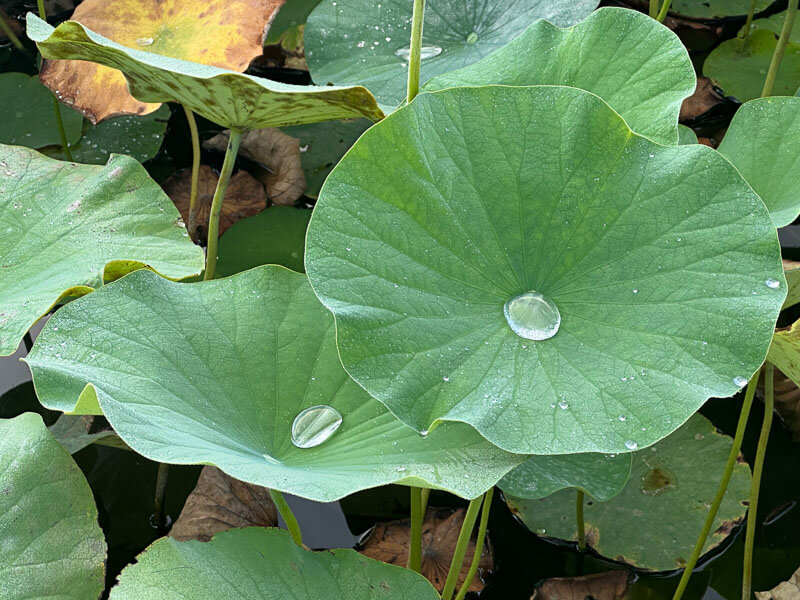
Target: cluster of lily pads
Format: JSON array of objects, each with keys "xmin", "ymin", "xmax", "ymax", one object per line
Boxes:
[{"xmin": 2, "ymin": 0, "xmax": 800, "ymax": 598}]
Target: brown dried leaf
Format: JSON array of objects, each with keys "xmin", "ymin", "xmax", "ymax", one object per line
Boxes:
[
  {"xmin": 759, "ymin": 367, "xmax": 800, "ymax": 441},
  {"xmin": 358, "ymin": 507, "xmax": 492, "ymax": 594},
  {"xmin": 680, "ymin": 77, "xmax": 725, "ymax": 122},
  {"xmin": 170, "ymin": 466, "xmax": 278, "ymax": 542},
  {"xmin": 39, "ymin": 0, "xmax": 284, "ymax": 123},
  {"xmin": 532, "ymin": 571, "xmax": 632, "ymax": 600},
  {"xmin": 163, "ymin": 164, "xmax": 267, "ymax": 243},
  {"xmin": 756, "ymin": 565, "xmax": 800, "ymax": 600},
  {"xmin": 205, "ymin": 128, "xmax": 306, "ymax": 205}
]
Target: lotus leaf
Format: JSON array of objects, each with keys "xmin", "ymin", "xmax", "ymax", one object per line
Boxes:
[
  {"xmin": 304, "ymin": 85, "xmax": 785, "ymax": 455},
  {"xmin": 25, "ymin": 266, "xmax": 524, "ymax": 501},
  {"xmin": 718, "ymin": 96, "xmax": 800, "ymax": 227},
  {"xmin": 0, "ymin": 72, "xmax": 83, "ymax": 148},
  {"xmin": 305, "ymin": 0, "xmax": 599, "ymax": 110},
  {"xmin": 0, "ymin": 144, "xmax": 204, "ymax": 357},
  {"xmin": 678, "ymin": 124, "xmax": 698, "ymax": 145},
  {"xmin": 499, "ymin": 452, "xmax": 632, "ymax": 501},
  {"xmin": 265, "ymin": 0, "xmax": 322, "ymax": 45},
  {"xmin": 423, "ymin": 7, "xmax": 696, "ymax": 145},
  {"xmin": 110, "ymin": 527, "xmax": 440, "ymax": 599},
  {"xmin": 27, "ymin": 15, "xmax": 384, "ymax": 130},
  {"xmin": 505, "ymin": 414, "xmax": 751, "ymax": 571},
  {"xmin": 668, "ymin": 0, "xmax": 771, "ymax": 20},
  {"xmin": 38, "ymin": 0, "xmax": 284, "ymax": 122},
  {"xmin": 0, "ymin": 412, "xmax": 106, "ymax": 599}
]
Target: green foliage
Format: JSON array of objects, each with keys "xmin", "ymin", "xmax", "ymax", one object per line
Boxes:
[
  {"xmin": 669, "ymin": 0, "xmax": 771, "ymax": 20},
  {"xmin": 305, "ymin": 84, "xmax": 784, "ymax": 455},
  {"xmin": 0, "ymin": 412, "xmax": 106, "ymax": 599}
]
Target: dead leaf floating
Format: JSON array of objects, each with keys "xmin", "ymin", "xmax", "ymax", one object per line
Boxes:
[
  {"xmin": 358, "ymin": 507, "xmax": 492, "ymax": 594},
  {"xmin": 755, "ymin": 564, "xmax": 800, "ymax": 600},
  {"xmin": 170, "ymin": 466, "xmax": 278, "ymax": 542},
  {"xmin": 39, "ymin": 0, "xmax": 285, "ymax": 123},
  {"xmin": 680, "ymin": 77, "xmax": 725, "ymax": 122},
  {"xmin": 205, "ymin": 128, "xmax": 306, "ymax": 206},
  {"xmin": 163, "ymin": 164, "xmax": 267, "ymax": 243},
  {"xmin": 532, "ymin": 571, "xmax": 632, "ymax": 600}
]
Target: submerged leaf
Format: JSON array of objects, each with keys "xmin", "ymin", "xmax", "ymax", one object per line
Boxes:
[
  {"xmin": 25, "ymin": 266, "xmax": 524, "ymax": 502},
  {"xmin": 37, "ymin": 0, "xmax": 284, "ymax": 122},
  {"xmin": 505, "ymin": 414, "xmax": 751, "ymax": 571},
  {"xmin": 110, "ymin": 527, "xmax": 440, "ymax": 599},
  {"xmin": 0, "ymin": 144, "xmax": 204, "ymax": 357},
  {"xmin": 305, "ymin": 85, "xmax": 784, "ymax": 455},
  {"xmin": 305, "ymin": 0, "xmax": 599, "ymax": 110},
  {"xmin": 532, "ymin": 571, "xmax": 631, "ymax": 600},
  {"xmin": 28, "ymin": 14, "xmax": 384, "ymax": 129},
  {"xmin": 0, "ymin": 413, "xmax": 106, "ymax": 599}
]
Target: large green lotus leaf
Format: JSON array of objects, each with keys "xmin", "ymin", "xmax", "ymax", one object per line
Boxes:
[
  {"xmin": 0, "ymin": 72, "xmax": 83, "ymax": 149},
  {"xmin": 110, "ymin": 527, "xmax": 439, "ymax": 599},
  {"xmin": 423, "ymin": 7, "xmax": 695, "ymax": 145},
  {"xmin": 505, "ymin": 414, "xmax": 751, "ymax": 571},
  {"xmin": 718, "ymin": 96, "xmax": 800, "ymax": 228},
  {"xmin": 304, "ymin": 85, "xmax": 785, "ymax": 455},
  {"xmin": 0, "ymin": 144, "xmax": 204, "ymax": 357},
  {"xmin": 43, "ymin": 105, "xmax": 171, "ymax": 165},
  {"xmin": 499, "ymin": 452, "xmax": 632, "ymax": 502},
  {"xmin": 305, "ymin": 0, "xmax": 599, "ymax": 110},
  {"xmin": 265, "ymin": 0, "xmax": 322, "ymax": 45},
  {"xmin": 26, "ymin": 15, "xmax": 384, "ymax": 130},
  {"xmin": 0, "ymin": 412, "xmax": 106, "ymax": 599},
  {"xmin": 25, "ymin": 266, "xmax": 524, "ymax": 501},
  {"xmin": 668, "ymin": 0, "xmax": 771, "ymax": 20},
  {"xmin": 704, "ymin": 14, "xmax": 800, "ymax": 102}
]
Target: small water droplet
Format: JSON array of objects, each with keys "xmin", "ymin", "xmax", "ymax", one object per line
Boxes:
[
  {"xmin": 632, "ymin": 289, "xmax": 638, "ymax": 294},
  {"xmin": 395, "ymin": 44, "xmax": 443, "ymax": 61},
  {"xmin": 136, "ymin": 37, "xmax": 154, "ymax": 46},
  {"xmin": 733, "ymin": 376, "xmax": 748, "ymax": 388},
  {"xmin": 618, "ymin": 415, "xmax": 626, "ymax": 422},
  {"xmin": 396, "ymin": 466, "xmax": 407, "ymax": 472},
  {"xmin": 765, "ymin": 278, "xmax": 780, "ymax": 289},
  {"xmin": 503, "ymin": 291, "xmax": 561, "ymax": 341},
  {"xmin": 291, "ymin": 405, "xmax": 342, "ymax": 449},
  {"xmin": 442, "ymin": 376, "xmax": 450, "ymax": 382},
  {"xmin": 558, "ymin": 399, "xmax": 568, "ymax": 409},
  {"xmin": 625, "ymin": 440, "xmax": 638, "ymax": 450},
  {"xmin": 466, "ymin": 32, "xmax": 478, "ymax": 44}
]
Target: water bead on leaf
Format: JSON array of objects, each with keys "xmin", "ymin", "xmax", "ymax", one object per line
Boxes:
[
  {"xmin": 291, "ymin": 405, "xmax": 343, "ymax": 449},
  {"xmin": 503, "ymin": 291, "xmax": 561, "ymax": 341},
  {"xmin": 394, "ymin": 45, "xmax": 442, "ymax": 61}
]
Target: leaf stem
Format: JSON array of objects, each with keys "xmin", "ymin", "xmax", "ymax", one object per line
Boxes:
[
  {"xmin": 454, "ymin": 488, "xmax": 493, "ymax": 600},
  {"xmin": 739, "ymin": 0, "xmax": 758, "ymax": 39},
  {"xmin": 656, "ymin": 0, "xmax": 673, "ymax": 22},
  {"xmin": 576, "ymin": 489, "xmax": 586, "ymax": 552},
  {"xmin": 408, "ymin": 487, "xmax": 424, "ymax": 572},
  {"xmin": 742, "ymin": 363, "xmax": 773, "ymax": 600},
  {"xmin": 182, "ymin": 105, "xmax": 201, "ymax": 239},
  {"xmin": 649, "ymin": 0, "xmax": 659, "ymax": 18},
  {"xmin": 761, "ymin": 0, "xmax": 799, "ymax": 97},
  {"xmin": 269, "ymin": 489, "xmax": 303, "ymax": 546},
  {"xmin": 671, "ymin": 374, "xmax": 759, "ymax": 600},
  {"xmin": 153, "ymin": 462, "xmax": 169, "ymax": 529},
  {"xmin": 204, "ymin": 128, "xmax": 242, "ymax": 280},
  {"xmin": 441, "ymin": 496, "xmax": 483, "ymax": 600},
  {"xmin": 406, "ymin": 0, "xmax": 426, "ymax": 104}
]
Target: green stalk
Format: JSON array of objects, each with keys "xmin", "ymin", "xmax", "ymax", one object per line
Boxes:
[
  {"xmin": 420, "ymin": 487, "xmax": 431, "ymax": 514},
  {"xmin": 153, "ymin": 462, "xmax": 169, "ymax": 529},
  {"xmin": 742, "ymin": 363, "xmax": 774, "ymax": 600},
  {"xmin": 0, "ymin": 12, "xmax": 32, "ymax": 59},
  {"xmin": 408, "ymin": 487, "xmax": 424, "ymax": 573},
  {"xmin": 761, "ymin": 0, "xmax": 799, "ymax": 97},
  {"xmin": 406, "ymin": 0, "xmax": 426, "ymax": 104},
  {"xmin": 204, "ymin": 129, "xmax": 242, "ymax": 280},
  {"xmin": 576, "ymin": 489, "xmax": 586, "ymax": 552},
  {"xmin": 739, "ymin": 0, "xmax": 759, "ymax": 39},
  {"xmin": 454, "ymin": 488, "xmax": 493, "ymax": 600},
  {"xmin": 671, "ymin": 374, "xmax": 759, "ymax": 600},
  {"xmin": 269, "ymin": 489, "xmax": 303, "ymax": 546},
  {"xmin": 441, "ymin": 496, "xmax": 483, "ymax": 600},
  {"xmin": 649, "ymin": 0, "xmax": 659, "ymax": 18},
  {"xmin": 182, "ymin": 105, "xmax": 201, "ymax": 238},
  {"xmin": 656, "ymin": 0, "xmax": 673, "ymax": 22}
]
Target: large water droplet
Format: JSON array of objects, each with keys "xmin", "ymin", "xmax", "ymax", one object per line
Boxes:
[
  {"xmin": 466, "ymin": 32, "xmax": 478, "ymax": 44},
  {"xmin": 765, "ymin": 278, "xmax": 780, "ymax": 289},
  {"xmin": 291, "ymin": 405, "xmax": 342, "ymax": 449},
  {"xmin": 136, "ymin": 37, "xmax": 154, "ymax": 46},
  {"xmin": 503, "ymin": 291, "xmax": 561, "ymax": 341},
  {"xmin": 733, "ymin": 376, "xmax": 748, "ymax": 388},
  {"xmin": 395, "ymin": 44, "xmax": 443, "ymax": 61},
  {"xmin": 624, "ymin": 440, "xmax": 638, "ymax": 451}
]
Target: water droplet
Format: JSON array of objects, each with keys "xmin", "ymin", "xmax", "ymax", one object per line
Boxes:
[
  {"xmin": 503, "ymin": 291, "xmax": 561, "ymax": 341},
  {"xmin": 396, "ymin": 466, "xmax": 407, "ymax": 472},
  {"xmin": 558, "ymin": 399, "xmax": 568, "ymax": 410},
  {"xmin": 765, "ymin": 278, "xmax": 780, "ymax": 289},
  {"xmin": 395, "ymin": 44, "xmax": 443, "ymax": 61},
  {"xmin": 442, "ymin": 376, "xmax": 450, "ymax": 382},
  {"xmin": 632, "ymin": 289, "xmax": 638, "ymax": 294},
  {"xmin": 618, "ymin": 415, "xmax": 626, "ymax": 422},
  {"xmin": 136, "ymin": 37, "xmax": 154, "ymax": 46},
  {"xmin": 733, "ymin": 376, "xmax": 748, "ymax": 388},
  {"xmin": 466, "ymin": 32, "xmax": 478, "ymax": 44},
  {"xmin": 625, "ymin": 440, "xmax": 638, "ymax": 451},
  {"xmin": 291, "ymin": 405, "xmax": 342, "ymax": 449}
]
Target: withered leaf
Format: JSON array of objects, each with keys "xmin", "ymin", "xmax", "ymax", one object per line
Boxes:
[{"xmin": 532, "ymin": 571, "xmax": 632, "ymax": 600}]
